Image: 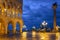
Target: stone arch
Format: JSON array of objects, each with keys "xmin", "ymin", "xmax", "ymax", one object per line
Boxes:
[
  {"xmin": 16, "ymin": 22, "xmax": 20, "ymax": 33},
  {"xmin": 0, "ymin": 18, "xmax": 6, "ymax": 34},
  {"xmin": 8, "ymin": 21, "xmax": 14, "ymax": 34},
  {"xmin": 16, "ymin": 20, "xmax": 23, "ymax": 33}
]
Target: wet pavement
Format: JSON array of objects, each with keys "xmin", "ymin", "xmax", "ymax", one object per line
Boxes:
[{"xmin": 0, "ymin": 31, "xmax": 60, "ymax": 40}]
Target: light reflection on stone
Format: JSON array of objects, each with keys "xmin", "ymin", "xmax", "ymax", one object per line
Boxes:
[
  {"xmin": 22, "ymin": 32, "xmax": 27, "ymax": 38},
  {"xmin": 0, "ymin": 32, "xmax": 60, "ymax": 40},
  {"xmin": 32, "ymin": 31, "xmax": 36, "ymax": 37},
  {"xmin": 39, "ymin": 33, "xmax": 49, "ymax": 40},
  {"xmin": 56, "ymin": 32, "xmax": 60, "ymax": 40}
]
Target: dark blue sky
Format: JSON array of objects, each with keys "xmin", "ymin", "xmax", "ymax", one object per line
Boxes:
[{"xmin": 22, "ymin": 0, "xmax": 60, "ymax": 29}]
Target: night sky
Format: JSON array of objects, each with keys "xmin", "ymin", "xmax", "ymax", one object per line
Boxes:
[{"xmin": 22, "ymin": 0, "xmax": 60, "ymax": 30}]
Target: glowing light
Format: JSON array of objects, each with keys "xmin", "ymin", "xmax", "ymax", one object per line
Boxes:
[
  {"xmin": 32, "ymin": 31, "xmax": 36, "ymax": 37},
  {"xmin": 0, "ymin": 23, "xmax": 1, "ymax": 30},
  {"xmin": 57, "ymin": 25, "xmax": 60, "ymax": 28},
  {"xmin": 42, "ymin": 21, "xmax": 48, "ymax": 26},
  {"xmin": 2, "ymin": 9, "xmax": 4, "ymax": 13},
  {"xmin": 13, "ymin": 11, "xmax": 15, "ymax": 15},
  {"xmin": 0, "ymin": 23, "xmax": 1, "ymax": 26},
  {"xmin": 56, "ymin": 32, "xmax": 60, "ymax": 40},
  {"xmin": 41, "ymin": 37, "xmax": 45, "ymax": 39},
  {"xmin": 22, "ymin": 32, "xmax": 27, "ymax": 38},
  {"xmin": 4, "ymin": 9, "xmax": 7, "ymax": 12}
]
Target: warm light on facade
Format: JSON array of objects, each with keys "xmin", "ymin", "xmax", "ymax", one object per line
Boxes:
[
  {"xmin": 4, "ymin": 8, "xmax": 7, "ymax": 12},
  {"xmin": 0, "ymin": 23, "xmax": 1, "ymax": 26},
  {"xmin": 0, "ymin": 0, "xmax": 23, "ymax": 34},
  {"xmin": 2, "ymin": 9, "xmax": 4, "ymax": 13}
]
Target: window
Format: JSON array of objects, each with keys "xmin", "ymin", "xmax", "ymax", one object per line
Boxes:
[{"xmin": 18, "ymin": 13, "xmax": 20, "ymax": 17}]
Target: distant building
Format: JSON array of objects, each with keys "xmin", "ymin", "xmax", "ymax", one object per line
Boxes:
[
  {"xmin": 23, "ymin": 25, "xmax": 27, "ymax": 28},
  {"xmin": 40, "ymin": 21, "xmax": 48, "ymax": 32}
]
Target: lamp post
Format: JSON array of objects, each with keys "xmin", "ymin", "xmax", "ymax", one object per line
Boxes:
[{"xmin": 52, "ymin": 2, "xmax": 57, "ymax": 32}]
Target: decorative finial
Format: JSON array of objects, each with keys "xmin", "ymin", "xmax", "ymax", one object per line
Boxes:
[
  {"xmin": 52, "ymin": 2, "xmax": 57, "ymax": 9},
  {"xmin": 53, "ymin": 2, "xmax": 57, "ymax": 6}
]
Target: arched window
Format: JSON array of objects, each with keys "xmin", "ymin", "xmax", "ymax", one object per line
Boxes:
[{"xmin": 18, "ymin": 13, "xmax": 20, "ymax": 18}]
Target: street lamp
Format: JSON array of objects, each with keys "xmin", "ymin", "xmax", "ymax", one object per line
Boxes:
[{"xmin": 52, "ymin": 2, "xmax": 57, "ymax": 32}]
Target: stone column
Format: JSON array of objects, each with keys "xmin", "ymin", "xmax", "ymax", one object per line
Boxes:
[
  {"xmin": 20, "ymin": 20, "xmax": 23, "ymax": 33},
  {"xmin": 20, "ymin": 23, "xmax": 22, "ymax": 33},
  {"xmin": 13, "ymin": 23, "xmax": 16, "ymax": 34},
  {"xmin": 52, "ymin": 3, "xmax": 57, "ymax": 32},
  {"xmin": 20, "ymin": 27, "xmax": 22, "ymax": 33},
  {"xmin": 53, "ymin": 9, "xmax": 56, "ymax": 32},
  {"xmin": 5, "ymin": 24, "xmax": 8, "ymax": 34}
]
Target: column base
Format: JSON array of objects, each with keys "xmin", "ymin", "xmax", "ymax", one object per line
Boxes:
[{"xmin": 52, "ymin": 30, "xmax": 57, "ymax": 33}]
